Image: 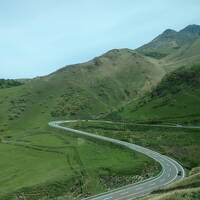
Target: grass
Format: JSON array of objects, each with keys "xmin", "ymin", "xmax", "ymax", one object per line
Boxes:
[
  {"xmin": 0, "ymin": 48, "xmax": 166, "ymax": 135},
  {"xmin": 66, "ymin": 121, "xmax": 200, "ymax": 200},
  {"xmin": 0, "ymin": 126, "xmax": 159, "ymax": 200},
  {"xmin": 66, "ymin": 121, "xmax": 200, "ymax": 170},
  {"xmin": 140, "ymin": 188, "xmax": 200, "ymax": 200},
  {"xmin": 108, "ymin": 63, "xmax": 200, "ymax": 125}
]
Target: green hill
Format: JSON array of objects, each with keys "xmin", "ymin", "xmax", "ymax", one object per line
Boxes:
[
  {"xmin": 108, "ymin": 63, "xmax": 200, "ymax": 124},
  {"xmin": 2, "ymin": 24, "xmax": 200, "ymax": 133},
  {"xmin": 0, "ymin": 48, "xmax": 166, "ymax": 133}
]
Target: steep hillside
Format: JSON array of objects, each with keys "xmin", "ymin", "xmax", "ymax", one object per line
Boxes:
[
  {"xmin": 1, "ymin": 25, "xmax": 200, "ymax": 133},
  {"xmin": 108, "ymin": 63, "xmax": 200, "ymax": 124},
  {"xmin": 0, "ymin": 49, "xmax": 165, "ymax": 135},
  {"xmin": 137, "ymin": 24, "xmax": 200, "ymax": 59},
  {"xmin": 162, "ymin": 37, "xmax": 200, "ymax": 72}
]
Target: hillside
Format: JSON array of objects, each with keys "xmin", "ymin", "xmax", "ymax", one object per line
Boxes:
[
  {"xmin": 162, "ymin": 37, "xmax": 200, "ymax": 72},
  {"xmin": 108, "ymin": 63, "xmax": 200, "ymax": 124},
  {"xmin": 137, "ymin": 24, "xmax": 200, "ymax": 59},
  {"xmin": 1, "ymin": 24, "xmax": 200, "ymax": 133},
  {"xmin": 0, "ymin": 49, "xmax": 166, "ymax": 134}
]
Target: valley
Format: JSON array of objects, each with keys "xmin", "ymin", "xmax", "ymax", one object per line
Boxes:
[{"xmin": 0, "ymin": 24, "xmax": 200, "ymax": 199}]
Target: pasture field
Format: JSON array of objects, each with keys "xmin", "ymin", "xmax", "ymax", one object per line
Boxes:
[{"xmin": 0, "ymin": 126, "xmax": 159, "ymax": 200}]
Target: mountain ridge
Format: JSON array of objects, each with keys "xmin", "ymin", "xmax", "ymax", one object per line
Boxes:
[
  {"xmin": 137, "ymin": 24, "xmax": 200, "ymax": 59},
  {"xmin": 0, "ymin": 24, "xmax": 200, "ymax": 130}
]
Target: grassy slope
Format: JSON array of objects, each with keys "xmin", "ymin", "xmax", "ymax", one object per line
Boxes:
[
  {"xmin": 0, "ymin": 49, "xmax": 165, "ymax": 132},
  {"xmin": 69, "ymin": 122, "xmax": 200, "ymax": 200},
  {"xmin": 108, "ymin": 63, "xmax": 200, "ymax": 124},
  {"xmin": 68, "ymin": 122, "xmax": 200, "ymax": 170},
  {"xmin": 0, "ymin": 126, "xmax": 159, "ymax": 200},
  {"xmin": 162, "ymin": 37, "xmax": 200, "ymax": 72}
]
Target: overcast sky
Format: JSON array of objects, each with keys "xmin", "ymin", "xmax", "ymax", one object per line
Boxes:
[{"xmin": 1, "ymin": 0, "xmax": 200, "ymax": 79}]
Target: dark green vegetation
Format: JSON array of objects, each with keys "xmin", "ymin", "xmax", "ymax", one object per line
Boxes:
[
  {"xmin": 109, "ymin": 63, "xmax": 200, "ymax": 125},
  {"xmin": 0, "ymin": 79, "xmax": 23, "ymax": 89},
  {"xmin": 0, "ymin": 24, "xmax": 200, "ymax": 199}
]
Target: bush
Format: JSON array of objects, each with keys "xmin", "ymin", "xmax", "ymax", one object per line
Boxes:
[{"xmin": 0, "ymin": 79, "xmax": 23, "ymax": 89}]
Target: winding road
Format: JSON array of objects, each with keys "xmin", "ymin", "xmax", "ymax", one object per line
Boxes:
[{"xmin": 48, "ymin": 120, "xmax": 185, "ymax": 200}]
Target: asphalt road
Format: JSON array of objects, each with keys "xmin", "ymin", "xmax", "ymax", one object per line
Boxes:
[{"xmin": 48, "ymin": 120, "xmax": 185, "ymax": 200}]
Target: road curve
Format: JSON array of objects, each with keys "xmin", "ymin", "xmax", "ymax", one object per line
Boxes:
[{"xmin": 48, "ymin": 120, "xmax": 185, "ymax": 200}]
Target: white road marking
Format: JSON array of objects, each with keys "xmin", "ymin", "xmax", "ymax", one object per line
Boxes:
[
  {"xmin": 120, "ymin": 191, "xmax": 129, "ymax": 195},
  {"xmin": 103, "ymin": 197, "xmax": 113, "ymax": 200},
  {"xmin": 135, "ymin": 187, "xmax": 143, "ymax": 191}
]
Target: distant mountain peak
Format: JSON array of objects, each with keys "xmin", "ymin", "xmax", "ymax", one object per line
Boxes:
[
  {"xmin": 102, "ymin": 48, "xmax": 136, "ymax": 60},
  {"xmin": 180, "ymin": 24, "xmax": 200, "ymax": 34},
  {"xmin": 137, "ymin": 24, "xmax": 200, "ymax": 59},
  {"xmin": 163, "ymin": 29, "xmax": 177, "ymax": 34},
  {"xmin": 151, "ymin": 28, "xmax": 177, "ymax": 43}
]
